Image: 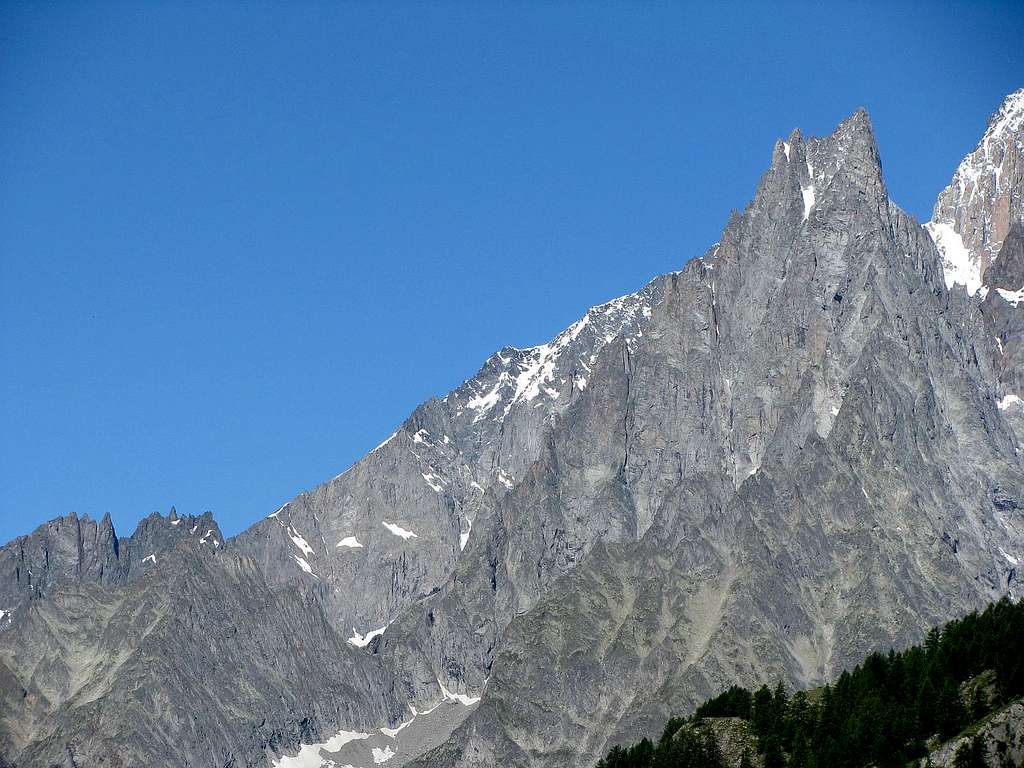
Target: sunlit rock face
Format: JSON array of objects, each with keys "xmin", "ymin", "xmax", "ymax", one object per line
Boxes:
[
  {"xmin": 928, "ymin": 88, "xmax": 1024, "ymax": 295},
  {"xmin": 3, "ymin": 90, "xmax": 1024, "ymax": 768}
]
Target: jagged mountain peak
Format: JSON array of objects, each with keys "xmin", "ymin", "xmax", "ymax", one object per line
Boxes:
[
  {"xmin": 761, "ymin": 108, "xmax": 886, "ymax": 236},
  {"xmin": 0, "ymin": 506, "xmax": 226, "ymax": 623},
  {"xmin": 987, "ymin": 87, "xmax": 1024, "ymax": 142},
  {"xmin": 452, "ymin": 285, "xmax": 657, "ymax": 425},
  {"xmin": 929, "ymin": 87, "xmax": 1024, "ymax": 295}
]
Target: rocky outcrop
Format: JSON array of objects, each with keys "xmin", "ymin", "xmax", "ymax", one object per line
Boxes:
[
  {"xmin": 0, "ymin": 508, "xmax": 223, "ymax": 618},
  {"xmin": 0, "ymin": 540, "xmax": 404, "ymax": 767},
  {"xmin": 919, "ymin": 698, "xmax": 1024, "ymax": 767}
]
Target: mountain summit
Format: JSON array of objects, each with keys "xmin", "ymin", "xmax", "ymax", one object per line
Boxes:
[
  {"xmin": 928, "ymin": 88, "xmax": 1024, "ymax": 295},
  {"xmin": 1, "ymin": 92, "xmax": 1023, "ymax": 768}
]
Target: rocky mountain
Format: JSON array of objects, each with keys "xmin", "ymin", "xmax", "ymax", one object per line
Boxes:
[
  {"xmin": 1, "ymin": 89, "xmax": 1023, "ymax": 768},
  {"xmin": 0, "ymin": 507, "xmax": 223, "ymax": 619},
  {"xmin": 398, "ymin": 100, "xmax": 1024, "ymax": 768},
  {"xmin": 927, "ymin": 88, "xmax": 1024, "ymax": 295}
]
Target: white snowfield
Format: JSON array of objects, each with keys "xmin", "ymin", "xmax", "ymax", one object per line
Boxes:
[
  {"xmin": 997, "ymin": 286, "xmax": 1024, "ymax": 307},
  {"xmin": 801, "ymin": 159, "xmax": 816, "ymax": 221},
  {"xmin": 336, "ymin": 536, "xmax": 364, "ymax": 549},
  {"xmin": 998, "ymin": 394, "xmax": 1023, "ymax": 411},
  {"xmin": 271, "ymin": 729, "xmax": 372, "ymax": 768},
  {"xmin": 381, "ymin": 521, "xmax": 417, "ymax": 540},
  {"xmin": 347, "ymin": 624, "xmax": 387, "ymax": 648},
  {"xmin": 926, "ymin": 220, "xmax": 981, "ymax": 296},
  {"xmin": 287, "ymin": 527, "xmax": 316, "ymax": 558},
  {"xmin": 269, "ymin": 679, "xmax": 483, "ymax": 768}
]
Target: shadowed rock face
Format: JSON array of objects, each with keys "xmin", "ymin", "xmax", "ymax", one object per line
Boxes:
[
  {"xmin": 0, "ymin": 508, "xmax": 223, "ymax": 616},
  {"xmin": 0, "ymin": 540, "xmax": 405, "ymax": 767},
  {"xmin": 2, "ymin": 90, "xmax": 1024, "ymax": 768}
]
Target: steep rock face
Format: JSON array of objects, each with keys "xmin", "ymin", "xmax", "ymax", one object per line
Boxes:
[
  {"xmin": 934, "ymin": 90, "xmax": 1024, "ymax": 467},
  {"xmin": 980, "ymin": 228, "xmax": 1024, "ymax": 411},
  {"xmin": 0, "ymin": 542, "xmax": 403, "ymax": 767},
  {"xmin": 0, "ymin": 513, "xmax": 120, "ymax": 612},
  {"xmin": 0, "ymin": 508, "xmax": 222, "ymax": 620},
  {"xmin": 928, "ymin": 88, "xmax": 1024, "ymax": 294},
  {"xmin": 400, "ymin": 110, "xmax": 1024, "ymax": 767},
  {"xmin": 230, "ymin": 279, "xmax": 662, "ymax": 662}
]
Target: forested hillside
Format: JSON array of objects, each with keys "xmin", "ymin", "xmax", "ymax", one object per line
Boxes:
[{"xmin": 596, "ymin": 599, "xmax": 1024, "ymax": 768}]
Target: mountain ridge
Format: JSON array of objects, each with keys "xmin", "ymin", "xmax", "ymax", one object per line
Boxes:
[{"xmin": 2, "ymin": 89, "xmax": 1023, "ymax": 768}]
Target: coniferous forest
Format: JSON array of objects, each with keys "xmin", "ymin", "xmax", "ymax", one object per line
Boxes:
[{"xmin": 596, "ymin": 598, "xmax": 1024, "ymax": 768}]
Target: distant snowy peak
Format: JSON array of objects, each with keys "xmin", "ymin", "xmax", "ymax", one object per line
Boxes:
[
  {"xmin": 450, "ymin": 281, "xmax": 659, "ymax": 425},
  {"xmin": 929, "ymin": 87, "xmax": 1024, "ymax": 293}
]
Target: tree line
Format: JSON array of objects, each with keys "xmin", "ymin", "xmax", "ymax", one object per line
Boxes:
[{"xmin": 596, "ymin": 597, "xmax": 1024, "ymax": 768}]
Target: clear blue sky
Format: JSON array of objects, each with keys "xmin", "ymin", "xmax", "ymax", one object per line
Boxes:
[{"xmin": 2, "ymin": 1, "xmax": 1022, "ymax": 544}]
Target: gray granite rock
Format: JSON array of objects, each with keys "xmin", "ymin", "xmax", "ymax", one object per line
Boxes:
[{"xmin": 3, "ymin": 91, "xmax": 1024, "ymax": 768}]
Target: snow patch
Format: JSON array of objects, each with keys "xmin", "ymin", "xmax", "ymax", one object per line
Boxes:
[
  {"xmin": 292, "ymin": 555, "xmax": 316, "ymax": 577},
  {"xmin": 497, "ymin": 469, "xmax": 514, "ymax": 489},
  {"xmin": 380, "ymin": 715, "xmax": 414, "ymax": 738},
  {"xmin": 460, "ymin": 517, "xmax": 472, "ymax": 551},
  {"xmin": 466, "ymin": 380, "xmax": 505, "ymax": 421},
  {"xmin": 801, "ymin": 185, "xmax": 816, "ymax": 220},
  {"xmin": 372, "ymin": 432, "xmax": 397, "ymax": 453},
  {"xmin": 463, "ymin": 288, "xmax": 654, "ymax": 423},
  {"xmin": 170, "ymin": 518, "xmax": 181, "ymax": 526},
  {"xmin": 926, "ymin": 220, "xmax": 982, "ymax": 295},
  {"xmin": 998, "ymin": 394, "xmax": 1023, "ymax": 410},
  {"xmin": 382, "ymin": 521, "xmax": 418, "ymax": 540},
  {"xmin": 271, "ymin": 729, "xmax": 372, "ymax": 768},
  {"xmin": 437, "ymin": 676, "xmax": 481, "ymax": 706},
  {"xmin": 989, "ymin": 88, "xmax": 1024, "ymax": 143},
  {"xmin": 801, "ymin": 160, "xmax": 816, "ymax": 221},
  {"xmin": 999, "ymin": 548, "xmax": 1020, "ymax": 566},
  {"xmin": 421, "ymin": 472, "xmax": 445, "ymax": 493},
  {"xmin": 997, "ymin": 286, "xmax": 1024, "ymax": 307},
  {"xmin": 336, "ymin": 536, "xmax": 364, "ymax": 549},
  {"xmin": 142, "ymin": 554, "xmax": 156, "ymax": 564},
  {"xmin": 372, "ymin": 746, "xmax": 396, "ymax": 764},
  {"xmin": 287, "ymin": 527, "xmax": 315, "ymax": 558},
  {"xmin": 348, "ymin": 625, "xmax": 387, "ymax": 648}
]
